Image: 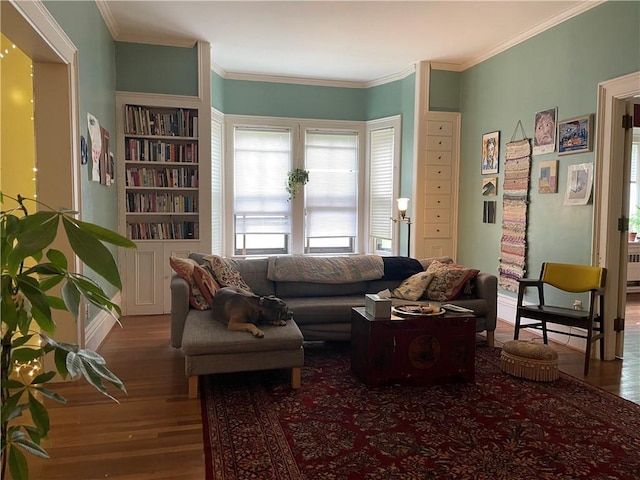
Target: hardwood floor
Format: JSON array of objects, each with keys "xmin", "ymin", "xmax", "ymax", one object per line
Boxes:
[{"xmin": 26, "ymin": 303, "xmax": 639, "ymax": 479}]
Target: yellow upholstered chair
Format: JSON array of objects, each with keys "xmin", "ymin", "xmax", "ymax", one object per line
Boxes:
[{"xmin": 514, "ymin": 262, "xmax": 606, "ymax": 375}]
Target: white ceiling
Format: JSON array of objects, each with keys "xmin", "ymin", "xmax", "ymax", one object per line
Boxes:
[{"xmin": 99, "ymin": 0, "xmax": 601, "ymax": 85}]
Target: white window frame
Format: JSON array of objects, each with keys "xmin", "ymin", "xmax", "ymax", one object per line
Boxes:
[
  {"xmin": 223, "ymin": 115, "xmax": 365, "ymax": 256},
  {"xmin": 365, "ymin": 115, "xmax": 402, "ymax": 255}
]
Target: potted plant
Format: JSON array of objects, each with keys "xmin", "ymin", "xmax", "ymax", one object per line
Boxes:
[
  {"xmin": 286, "ymin": 169, "xmax": 309, "ymax": 200},
  {"xmin": 1, "ymin": 193, "xmax": 136, "ymax": 480},
  {"xmin": 630, "ymin": 208, "xmax": 640, "ymax": 242}
]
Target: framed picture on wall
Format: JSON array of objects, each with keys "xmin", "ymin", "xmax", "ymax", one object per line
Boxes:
[
  {"xmin": 538, "ymin": 160, "xmax": 558, "ymax": 194},
  {"xmin": 533, "ymin": 107, "xmax": 557, "ymax": 155},
  {"xmin": 558, "ymin": 114, "xmax": 593, "ymax": 155},
  {"xmin": 481, "ymin": 131, "xmax": 499, "ymax": 174},
  {"xmin": 482, "ymin": 177, "xmax": 498, "ymax": 196}
]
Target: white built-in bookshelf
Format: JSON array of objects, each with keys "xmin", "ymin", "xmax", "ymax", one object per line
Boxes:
[{"xmin": 123, "ymin": 103, "xmax": 200, "ymax": 241}]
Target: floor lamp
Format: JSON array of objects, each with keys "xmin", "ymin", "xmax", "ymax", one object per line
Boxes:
[{"xmin": 392, "ymin": 197, "xmax": 412, "ymax": 256}]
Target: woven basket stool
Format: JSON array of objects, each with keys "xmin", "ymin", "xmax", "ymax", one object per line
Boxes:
[{"xmin": 500, "ymin": 340, "xmax": 559, "ymax": 382}]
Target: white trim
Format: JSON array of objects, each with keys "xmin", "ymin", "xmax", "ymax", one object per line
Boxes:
[
  {"xmin": 85, "ymin": 293, "xmax": 122, "ymax": 352},
  {"xmin": 9, "ymin": 0, "xmax": 76, "ymax": 63},
  {"xmin": 593, "ymin": 71, "xmax": 640, "ymax": 360},
  {"xmin": 94, "ymin": 0, "xmax": 119, "ymax": 40},
  {"xmin": 364, "ymin": 65, "xmax": 416, "ymax": 88},
  {"xmin": 212, "ymin": 60, "xmax": 415, "ymax": 89},
  {"xmin": 459, "ymin": 1, "xmax": 604, "ymax": 71},
  {"xmin": 115, "ymin": 91, "xmax": 204, "ymax": 107}
]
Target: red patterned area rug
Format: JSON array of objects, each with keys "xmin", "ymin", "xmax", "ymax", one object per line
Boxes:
[{"xmin": 200, "ymin": 343, "xmax": 640, "ymax": 480}]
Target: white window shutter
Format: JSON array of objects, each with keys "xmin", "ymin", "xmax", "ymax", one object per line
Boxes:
[{"xmin": 369, "ymin": 127, "xmax": 395, "ymax": 240}]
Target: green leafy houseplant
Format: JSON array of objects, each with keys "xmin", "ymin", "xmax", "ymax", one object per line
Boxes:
[
  {"xmin": 1, "ymin": 193, "xmax": 136, "ymax": 480},
  {"xmin": 286, "ymin": 169, "xmax": 309, "ymax": 200}
]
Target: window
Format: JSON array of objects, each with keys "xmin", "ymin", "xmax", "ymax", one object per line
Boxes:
[
  {"xmin": 232, "ymin": 127, "xmax": 291, "ymax": 255},
  {"xmin": 211, "ymin": 108, "xmax": 224, "ymax": 254},
  {"xmin": 223, "ymin": 115, "xmax": 398, "ymax": 257},
  {"xmin": 367, "ymin": 116, "xmax": 401, "ymax": 254},
  {"xmin": 305, "ymin": 131, "xmax": 359, "ymax": 253}
]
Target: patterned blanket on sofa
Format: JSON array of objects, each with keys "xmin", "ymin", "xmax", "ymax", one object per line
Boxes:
[{"xmin": 267, "ymin": 255, "xmax": 384, "ymax": 284}]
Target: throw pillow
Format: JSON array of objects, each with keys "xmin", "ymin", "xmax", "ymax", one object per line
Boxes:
[
  {"xmin": 203, "ymin": 255, "xmax": 253, "ymax": 293},
  {"xmin": 392, "ymin": 272, "xmax": 434, "ymax": 301},
  {"xmin": 192, "ymin": 264, "xmax": 221, "ymax": 305},
  {"xmin": 169, "ymin": 256, "xmax": 210, "ymax": 310},
  {"xmin": 424, "ymin": 260, "xmax": 480, "ymax": 302}
]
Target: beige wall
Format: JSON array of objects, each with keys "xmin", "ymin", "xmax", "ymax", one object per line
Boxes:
[{"xmin": 1, "ymin": 33, "xmax": 36, "ymax": 203}]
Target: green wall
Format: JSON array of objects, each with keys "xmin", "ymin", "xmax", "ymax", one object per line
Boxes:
[
  {"xmin": 115, "ymin": 42, "xmax": 198, "ymax": 95},
  {"xmin": 430, "ymin": 69, "xmax": 461, "ymax": 112},
  {"xmin": 457, "ymin": 1, "xmax": 640, "ymax": 299},
  {"xmin": 214, "ymin": 74, "xmax": 367, "ymax": 120},
  {"xmin": 44, "ymin": 0, "xmax": 120, "ymax": 319}
]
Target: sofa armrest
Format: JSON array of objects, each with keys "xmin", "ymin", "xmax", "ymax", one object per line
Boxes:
[
  {"xmin": 170, "ymin": 274, "xmax": 190, "ymax": 348},
  {"xmin": 474, "ymin": 272, "xmax": 497, "ymax": 331}
]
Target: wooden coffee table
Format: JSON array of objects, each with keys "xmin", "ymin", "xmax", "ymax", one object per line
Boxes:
[{"xmin": 351, "ymin": 307, "xmax": 476, "ymax": 387}]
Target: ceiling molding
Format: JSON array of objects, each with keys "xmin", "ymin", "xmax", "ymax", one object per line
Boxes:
[
  {"xmin": 364, "ymin": 65, "xmax": 416, "ymax": 88},
  {"xmin": 212, "ymin": 60, "xmax": 416, "ymax": 89},
  {"xmin": 458, "ymin": 0, "xmax": 604, "ymax": 71},
  {"xmin": 94, "ymin": 0, "xmax": 119, "ymax": 40}
]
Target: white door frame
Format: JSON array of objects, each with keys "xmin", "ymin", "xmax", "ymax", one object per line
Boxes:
[{"xmin": 593, "ymin": 71, "xmax": 640, "ymax": 360}]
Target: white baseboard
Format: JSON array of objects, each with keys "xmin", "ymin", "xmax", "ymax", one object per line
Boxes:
[
  {"xmin": 497, "ymin": 292, "xmax": 587, "ymax": 352},
  {"xmin": 85, "ymin": 292, "xmax": 121, "ymax": 352}
]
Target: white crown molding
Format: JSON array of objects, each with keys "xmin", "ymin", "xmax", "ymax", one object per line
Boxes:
[
  {"xmin": 94, "ymin": 0, "xmax": 119, "ymax": 40},
  {"xmin": 458, "ymin": 0, "xmax": 605, "ymax": 71},
  {"xmin": 364, "ymin": 65, "xmax": 416, "ymax": 88},
  {"xmin": 212, "ymin": 60, "xmax": 415, "ymax": 89}
]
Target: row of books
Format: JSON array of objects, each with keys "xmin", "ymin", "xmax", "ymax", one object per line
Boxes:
[
  {"xmin": 126, "ymin": 139, "xmax": 197, "ymax": 163},
  {"xmin": 127, "ymin": 222, "xmax": 199, "ymax": 240},
  {"xmin": 126, "ymin": 167, "xmax": 199, "ymax": 188},
  {"xmin": 126, "ymin": 193, "xmax": 198, "ymax": 213},
  {"xmin": 124, "ymin": 105, "xmax": 198, "ymax": 137}
]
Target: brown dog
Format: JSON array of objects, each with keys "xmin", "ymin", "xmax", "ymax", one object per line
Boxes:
[{"xmin": 210, "ymin": 286, "xmax": 293, "ymax": 338}]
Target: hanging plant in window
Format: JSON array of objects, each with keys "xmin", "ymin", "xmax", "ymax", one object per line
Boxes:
[{"xmin": 286, "ymin": 169, "xmax": 309, "ymax": 201}]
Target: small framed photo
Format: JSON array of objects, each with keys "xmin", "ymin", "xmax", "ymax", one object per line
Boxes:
[
  {"xmin": 564, "ymin": 162, "xmax": 594, "ymax": 206},
  {"xmin": 558, "ymin": 114, "xmax": 593, "ymax": 155},
  {"xmin": 533, "ymin": 107, "xmax": 557, "ymax": 155},
  {"xmin": 481, "ymin": 131, "xmax": 499, "ymax": 175},
  {"xmin": 482, "ymin": 177, "xmax": 498, "ymax": 196},
  {"xmin": 538, "ymin": 160, "xmax": 558, "ymax": 194}
]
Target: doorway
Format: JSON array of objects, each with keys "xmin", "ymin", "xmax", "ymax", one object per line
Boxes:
[
  {"xmin": 1, "ymin": 0, "xmax": 82, "ymax": 349},
  {"xmin": 594, "ymin": 72, "xmax": 640, "ymax": 362}
]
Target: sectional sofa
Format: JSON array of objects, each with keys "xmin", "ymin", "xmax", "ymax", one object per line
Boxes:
[{"xmin": 170, "ymin": 254, "xmax": 497, "ymax": 395}]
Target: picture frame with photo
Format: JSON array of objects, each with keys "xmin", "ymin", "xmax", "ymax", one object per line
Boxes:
[
  {"xmin": 533, "ymin": 107, "xmax": 557, "ymax": 155},
  {"xmin": 538, "ymin": 160, "xmax": 558, "ymax": 194},
  {"xmin": 558, "ymin": 114, "xmax": 593, "ymax": 155},
  {"xmin": 564, "ymin": 162, "xmax": 594, "ymax": 206},
  {"xmin": 482, "ymin": 177, "xmax": 498, "ymax": 196},
  {"xmin": 481, "ymin": 131, "xmax": 500, "ymax": 175}
]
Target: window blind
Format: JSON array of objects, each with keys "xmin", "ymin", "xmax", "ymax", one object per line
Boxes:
[
  {"xmin": 368, "ymin": 127, "xmax": 395, "ymax": 239},
  {"xmin": 305, "ymin": 131, "xmax": 358, "ymax": 238},
  {"xmin": 234, "ymin": 128, "xmax": 291, "ymax": 234},
  {"xmin": 211, "ymin": 113, "xmax": 223, "ymax": 254}
]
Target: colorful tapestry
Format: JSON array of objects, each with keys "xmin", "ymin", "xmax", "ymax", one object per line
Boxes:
[{"xmin": 499, "ymin": 139, "xmax": 531, "ymax": 292}]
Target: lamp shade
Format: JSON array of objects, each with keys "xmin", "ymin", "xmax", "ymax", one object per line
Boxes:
[{"xmin": 397, "ymin": 197, "xmax": 409, "ymax": 213}]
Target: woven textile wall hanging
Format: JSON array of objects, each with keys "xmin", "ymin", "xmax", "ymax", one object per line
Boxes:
[{"xmin": 499, "ymin": 126, "xmax": 531, "ymax": 292}]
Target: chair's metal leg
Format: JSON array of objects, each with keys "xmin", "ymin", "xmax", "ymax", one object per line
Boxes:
[{"xmin": 541, "ymin": 320, "xmax": 548, "ymax": 344}]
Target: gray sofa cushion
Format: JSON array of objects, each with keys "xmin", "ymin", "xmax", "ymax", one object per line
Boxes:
[
  {"xmin": 229, "ymin": 258, "xmax": 275, "ymax": 296},
  {"xmin": 283, "ymin": 295, "xmax": 366, "ymax": 325},
  {"xmin": 275, "ymin": 281, "xmax": 368, "ymax": 298},
  {"xmin": 182, "ymin": 310, "xmax": 302, "ymax": 356}
]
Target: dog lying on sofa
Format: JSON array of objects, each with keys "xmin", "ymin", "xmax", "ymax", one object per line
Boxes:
[{"xmin": 211, "ymin": 286, "xmax": 293, "ymax": 338}]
